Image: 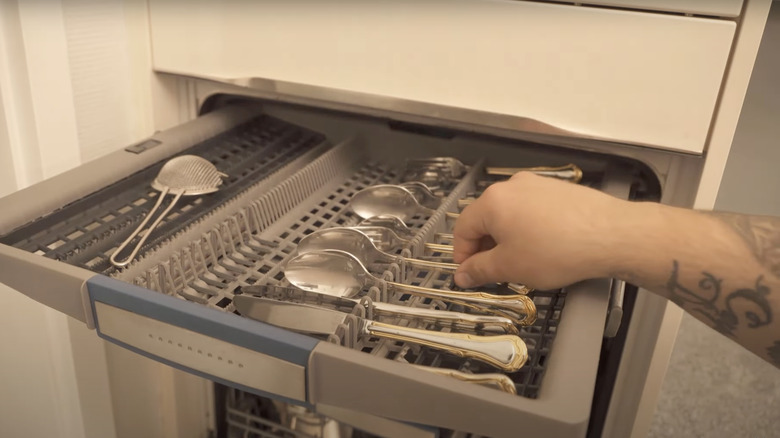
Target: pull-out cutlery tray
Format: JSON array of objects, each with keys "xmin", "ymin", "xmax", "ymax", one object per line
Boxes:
[{"xmin": 0, "ymin": 99, "xmax": 644, "ymax": 437}]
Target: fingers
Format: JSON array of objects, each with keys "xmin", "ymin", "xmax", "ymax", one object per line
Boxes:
[
  {"xmin": 452, "ymin": 196, "xmax": 492, "ymax": 264},
  {"xmin": 454, "ymin": 246, "xmax": 505, "ymax": 288}
]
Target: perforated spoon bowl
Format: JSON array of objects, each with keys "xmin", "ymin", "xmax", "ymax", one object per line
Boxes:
[{"xmin": 110, "ymin": 155, "xmax": 226, "ymax": 267}]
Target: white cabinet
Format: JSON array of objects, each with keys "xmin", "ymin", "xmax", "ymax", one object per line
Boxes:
[
  {"xmin": 149, "ymin": 0, "xmax": 736, "ymax": 154},
  {"xmin": 544, "ymin": 0, "xmax": 744, "ymax": 17}
]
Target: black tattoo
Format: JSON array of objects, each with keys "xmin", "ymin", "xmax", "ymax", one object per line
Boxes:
[
  {"xmin": 666, "ymin": 260, "xmax": 772, "ymax": 337},
  {"xmin": 768, "ymin": 341, "xmax": 780, "ymax": 366},
  {"xmin": 708, "ymin": 212, "xmax": 780, "ymax": 279}
]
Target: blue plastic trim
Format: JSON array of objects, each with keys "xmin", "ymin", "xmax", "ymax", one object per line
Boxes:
[{"xmin": 86, "ymin": 275, "xmax": 319, "ymax": 368}]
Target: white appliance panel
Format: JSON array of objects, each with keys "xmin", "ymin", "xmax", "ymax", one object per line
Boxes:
[{"xmin": 149, "ymin": 0, "xmax": 736, "ymax": 154}]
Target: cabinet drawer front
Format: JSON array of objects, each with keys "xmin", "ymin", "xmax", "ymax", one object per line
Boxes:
[
  {"xmin": 150, "ymin": 0, "xmax": 736, "ymax": 154},
  {"xmin": 542, "ymin": 0, "xmax": 744, "ymax": 17}
]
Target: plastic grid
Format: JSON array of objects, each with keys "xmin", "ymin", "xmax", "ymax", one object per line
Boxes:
[
  {"xmin": 0, "ymin": 115, "xmax": 326, "ymax": 276},
  {"xmin": 127, "ymin": 137, "xmax": 570, "ymax": 398}
]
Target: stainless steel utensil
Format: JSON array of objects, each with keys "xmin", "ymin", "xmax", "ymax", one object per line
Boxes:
[
  {"xmin": 351, "ymin": 226, "xmax": 454, "ymax": 254},
  {"xmin": 233, "ymin": 296, "xmax": 528, "ymax": 372},
  {"xmin": 240, "ymin": 284, "xmax": 519, "ymax": 335},
  {"xmin": 358, "ymin": 215, "xmax": 455, "ymax": 242},
  {"xmin": 350, "ymin": 185, "xmax": 459, "ymax": 222},
  {"xmin": 399, "ymin": 182, "xmax": 442, "ymax": 209},
  {"xmin": 110, "ymin": 155, "xmax": 226, "ymax": 267},
  {"xmin": 284, "ymin": 250, "xmax": 536, "ymax": 326},
  {"xmin": 406, "ymin": 158, "xmax": 583, "ymax": 183},
  {"xmin": 296, "ymin": 228, "xmax": 458, "ymax": 271}
]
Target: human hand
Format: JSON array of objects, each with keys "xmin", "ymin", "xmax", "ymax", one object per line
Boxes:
[{"xmin": 453, "ymin": 172, "xmax": 628, "ymax": 290}]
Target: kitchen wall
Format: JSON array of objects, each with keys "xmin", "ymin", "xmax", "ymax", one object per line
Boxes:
[{"xmin": 0, "ymin": 1, "xmax": 154, "ymax": 437}]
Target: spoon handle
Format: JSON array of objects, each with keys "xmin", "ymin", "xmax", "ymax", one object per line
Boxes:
[
  {"xmin": 485, "ymin": 163, "xmax": 583, "ymax": 183},
  {"xmin": 435, "ymin": 232, "xmax": 454, "ymax": 241},
  {"xmin": 110, "ymin": 188, "xmax": 182, "ymax": 267},
  {"xmin": 388, "ymin": 282, "xmax": 537, "ymax": 326},
  {"xmin": 424, "ymin": 242, "xmax": 454, "ymax": 253},
  {"xmin": 362, "ymin": 320, "xmax": 528, "ymax": 372},
  {"xmin": 403, "ymin": 257, "xmax": 459, "ymax": 271},
  {"xmin": 371, "ymin": 301, "xmax": 519, "ymax": 335},
  {"xmin": 412, "ymin": 366, "xmax": 518, "ymax": 394}
]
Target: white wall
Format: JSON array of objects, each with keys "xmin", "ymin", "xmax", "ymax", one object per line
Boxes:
[{"xmin": 0, "ymin": 1, "xmax": 155, "ymax": 437}]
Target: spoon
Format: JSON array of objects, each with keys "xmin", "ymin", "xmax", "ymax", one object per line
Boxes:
[
  {"xmin": 284, "ymin": 250, "xmax": 536, "ymax": 326},
  {"xmin": 399, "ymin": 182, "xmax": 442, "ymax": 209},
  {"xmin": 358, "ymin": 215, "xmax": 454, "ymax": 242},
  {"xmin": 350, "ymin": 185, "xmax": 459, "ymax": 222},
  {"xmin": 406, "ymin": 158, "xmax": 583, "ymax": 183},
  {"xmin": 110, "ymin": 155, "xmax": 226, "ymax": 267},
  {"xmin": 351, "ymin": 226, "xmax": 454, "ymax": 254},
  {"xmin": 296, "ymin": 228, "xmax": 458, "ymax": 271}
]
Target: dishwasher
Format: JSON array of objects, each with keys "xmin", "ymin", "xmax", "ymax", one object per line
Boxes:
[
  {"xmin": 0, "ymin": 0, "xmax": 769, "ymax": 436},
  {"xmin": 1, "ymin": 94, "xmax": 668, "ymax": 437}
]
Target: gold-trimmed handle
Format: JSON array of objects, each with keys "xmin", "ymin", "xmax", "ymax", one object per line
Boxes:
[
  {"xmin": 388, "ymin": 282, "xmax": 537, "ymax": 326},
  {"xmin": 485, "ymin": 163, "xmax": 583, "ymax": 183},
  {"xmin": 424, "ymin": 242, "xmax": 454, "ymax": 254},
  {"xmin": 371, "ymin": 301, "xmax": 519, "ymax": 335},
  {"xmin": 363, "ymin": 321, "xmax": 528, "ymax": 372},
  {"xmin": 413, "ymin": 366, "xmax": 518, "ymax": 394}
]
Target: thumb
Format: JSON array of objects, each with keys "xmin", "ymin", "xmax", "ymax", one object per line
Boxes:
[{"xmin": 454, "ymin": 247, "xmax": 505, "ymax": 288}]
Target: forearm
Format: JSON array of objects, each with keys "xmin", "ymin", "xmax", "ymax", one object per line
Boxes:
[{"xmin": 605, "ymin": 201, "xmax": 780, "ymax": 368}]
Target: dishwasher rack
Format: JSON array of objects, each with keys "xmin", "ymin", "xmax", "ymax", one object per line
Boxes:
[
  {"xmin": 111, "ymin": 135, "xmax": 573, "ymax": 399},
  {"xmin": 0, "ymin": 115, "xmax": 328, "ymax": 276},
  {"xmin": 0, "ymin": 103, "xmax": 622, "ymax": 437}
]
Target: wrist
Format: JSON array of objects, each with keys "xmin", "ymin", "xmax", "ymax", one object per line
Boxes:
[{"xmin": 593, "ymin": 199, "xmax": 662, "ymax": 281}]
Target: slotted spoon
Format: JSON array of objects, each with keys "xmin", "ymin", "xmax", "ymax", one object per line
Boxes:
[{"xmin": 110, "ymin": 155, "xmax": 226, "ymax": 267}]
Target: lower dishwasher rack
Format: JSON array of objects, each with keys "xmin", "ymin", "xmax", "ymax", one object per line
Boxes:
[{"xmin": 0, "ymin": 101, "xmax": 635, "ymax": 438}]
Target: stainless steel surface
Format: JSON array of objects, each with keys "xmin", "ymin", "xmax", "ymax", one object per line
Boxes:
[
  {"xmin": 604, "ymin": 278, "xmax": 626, "ymax": 338},
  {"xmin": 296, "ymin": 228, "xmax": 458, "ymax": 271},
  {"xmin": 284, "ymin": 249, "xmax": 536, "ymax": 326},
  {"xmin": 109, "ymin": 155, "xmax": 226, "ymax": 267},
  {"xmin": 414, "ymin": 366, "xmax": 518, "ymax": 395},
  {"xmin": 233, "ymin": 296, "xmax": 528, "ymax": 372},
  {"xmin": 350, "ymin": 185, "xmax": 458, "ymax": 222},
  {"xmin": 241, "ymin": 284, "xmax": 520, "ymax": 335}
]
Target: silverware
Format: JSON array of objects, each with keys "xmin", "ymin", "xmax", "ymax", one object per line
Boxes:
[
  {"xmin": 406, "ymin": 158, "xmax": 583, "ymax": 183},
  {"xmin": 352, "ymin": 226, "xmax": 454, "ymax": 254},
  {"xmin": 241, "ymin": 284, "xmax": 519, "ymax": 335},
  {"xmin": 284, "ymin": 250, "xmax": 536, "ymax": 326},
  {"xmin": 350, "ymin": 185, "xmax": 459, "ymax": 223},
  {"xmin": 110, "ymin": 155, "xmax": 226, "ymax": 267},
  {"xmin": 359, "ymin": 214, "xmax": 455, "ymax": 246},
  {"xmin": 296, "ymin": 228, "xmax": 458, "ymax": 271},
  {"xmin": 399, "ymin": 182, "xmax": 442, "ymax": 209},
  {"xmin": 233, "ymin": 295, "xmax": 528, "ymax": 372},
  {"xmin": 484, "ymin": 163, "xmax": 583, "ymax": 182}
]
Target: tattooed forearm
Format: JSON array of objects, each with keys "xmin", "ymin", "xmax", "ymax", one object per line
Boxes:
[
  {"xmin": 707, "ymin": 212, "xmax": 780, "ymax": 279},
  {"xmin": 665, "ymin": 260, "xmax": 772, "ymax": 337},
  {"xmin": 768, "ymin": 341, "xmax": 780, "ymax": 366}
]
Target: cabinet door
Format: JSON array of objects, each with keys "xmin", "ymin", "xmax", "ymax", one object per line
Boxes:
[
  {"xmin": 149, "ymin": 0, "xmax": 735, "ymax": 154},
  {"xmin": 542, "ymin": 0, "xmax": 744, "ymax": 17}
]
